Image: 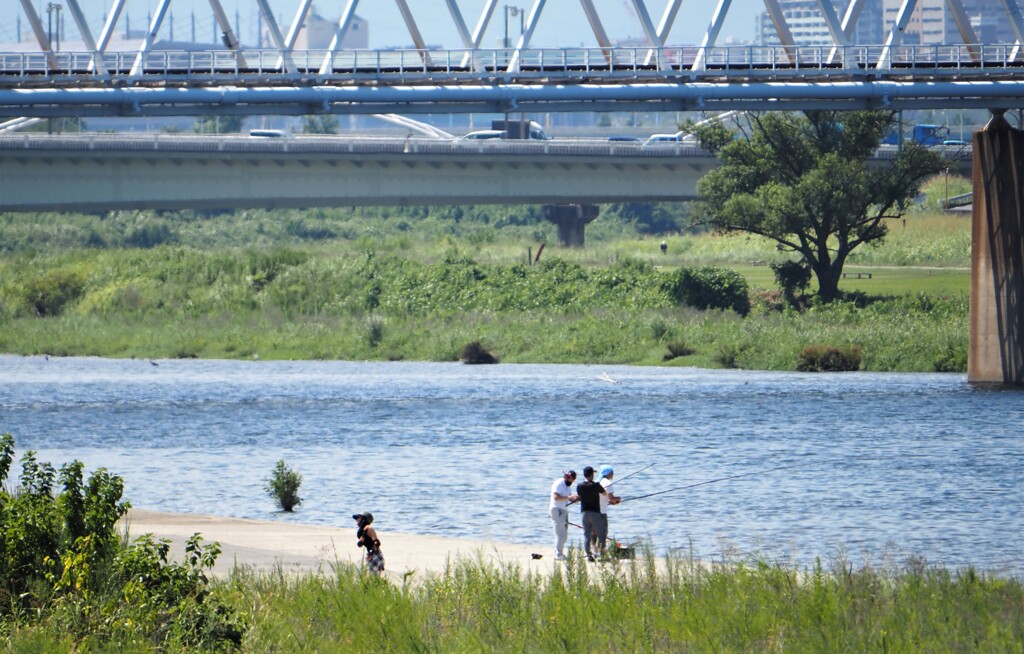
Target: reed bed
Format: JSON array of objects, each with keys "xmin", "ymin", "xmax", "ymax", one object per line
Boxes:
[{"xmin": 223, "ymin": 550, "xmax": 1022, "ymax": 653}]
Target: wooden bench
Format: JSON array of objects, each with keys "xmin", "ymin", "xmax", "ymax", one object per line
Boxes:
[{"xmin": 841, "ymin": 272, "xmax": 873, "ymax": 279}]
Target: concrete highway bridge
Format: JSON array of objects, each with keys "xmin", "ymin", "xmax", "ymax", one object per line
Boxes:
[{"xmin": 0, "ymin": 132, "xmax": 972, "ymax": 213}]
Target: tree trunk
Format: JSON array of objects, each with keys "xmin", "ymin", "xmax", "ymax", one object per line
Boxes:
[{"xmin": 812, "ymin": 261, "xmax": 842, "ymax": 301}]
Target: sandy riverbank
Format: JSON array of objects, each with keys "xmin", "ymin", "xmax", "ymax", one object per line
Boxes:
[{"xmin": 122, "ymin": 509, "xmax": 566, "ymax": 580}]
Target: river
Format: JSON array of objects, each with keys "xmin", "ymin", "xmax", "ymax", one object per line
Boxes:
[{"xmin": 1, "ymin": 355, "xmax": 1020, "ymax": 575}]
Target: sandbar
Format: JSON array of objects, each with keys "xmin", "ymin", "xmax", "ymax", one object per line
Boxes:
[{"xmin": 122, "ymin": 509, "xmax": 565, "ymax": 580}]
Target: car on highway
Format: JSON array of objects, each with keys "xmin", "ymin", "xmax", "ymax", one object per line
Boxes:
[
  {"xmin": 248, "ymin": 129, "xmax": 291, "ymax": 139},
  {"xmin": 642, "ymin": 132, "xmax": 684, "ymax": 146},
  {"xmin": 607, "ymin": 135, "xmax": 641, "ymax": 142},
  {"xmin": 458, "ymin": 130, "xmax": 506, "ymax": 141}
]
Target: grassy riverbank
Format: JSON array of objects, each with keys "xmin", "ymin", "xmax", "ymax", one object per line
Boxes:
[
  {"xmin": 230, "ymin": 554, "xmax": 1023, "ymax": 652},
  {"xmin": 0, "ymin": 195, "xmax": 971, "ymax": 371},
  {"xmin": 7, "ymin": 552, "xmax": 1022, "ymax": 652}
]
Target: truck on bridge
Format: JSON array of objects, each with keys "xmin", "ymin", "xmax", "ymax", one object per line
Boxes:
[
  {"xmin": 490, "ymin": 119, "xmax": 550, "ymax": 140},
  {"xmin": 882, "ymin": 124, "xmax": 963, "ymax": 146}
]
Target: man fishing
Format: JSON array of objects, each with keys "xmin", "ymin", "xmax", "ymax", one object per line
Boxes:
[
  {"xmin": 576, "ymin": 466, "xmax": 609, "ymax": 562},
  {"xmin": 549, "ymin": 469, "xmax": 578, "ymax": 560},
  {"xmin": 598, "ymin": 465, "xmax": 622, "ymax": 558}
]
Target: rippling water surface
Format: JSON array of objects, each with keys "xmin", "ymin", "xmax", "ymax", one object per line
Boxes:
[{"xmin": 1, "ymin": 355, "xmax": 1021, "ymax": 574}]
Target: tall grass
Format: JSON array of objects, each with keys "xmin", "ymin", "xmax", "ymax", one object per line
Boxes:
[{"xmin": 214, "ymin": 551, "xmax": 1023, "ymax": 652}]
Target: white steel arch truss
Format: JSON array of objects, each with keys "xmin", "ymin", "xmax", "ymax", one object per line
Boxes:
[{"xmin": 6, "ymin": 0, "xmax": 1024, "ymax": 77}]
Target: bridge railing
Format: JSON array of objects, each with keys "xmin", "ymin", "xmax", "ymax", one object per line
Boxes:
[
  {"xmin": 0, "ymin": 132, "xmax": 722, "ymax": 157},
  {"xmin": 0, "ymin": 133, "xmax": 973, "ymax": 164},
  {"xmin": 1, "ymin": 44, "xmax": 1021, "ymax": 87}
]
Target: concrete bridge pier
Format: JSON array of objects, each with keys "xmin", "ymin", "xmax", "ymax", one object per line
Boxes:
[
  {"xmin": 969, "ymin": 110, "xmax": 1024, "ymax": 384},
  {"xmin": 543, "ymin": 204, "xmax": 600, "ymax": 247}
]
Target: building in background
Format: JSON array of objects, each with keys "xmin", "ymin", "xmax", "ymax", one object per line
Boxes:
[
  {"xmin": 757, "ymin": 0, "xmax": 1014, "ymax": 46},
  {"xmin": 286, "ymin": 12, "xmax": 368, "ymax": 50}
]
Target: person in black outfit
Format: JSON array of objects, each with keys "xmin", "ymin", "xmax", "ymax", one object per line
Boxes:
[
  {"xmin": 353, "ymin": 511, "xmax": 384, "ymax": 575},
  {"xmin": 575, "ymin": 466, "xmax": 607, "ymax": 562}
]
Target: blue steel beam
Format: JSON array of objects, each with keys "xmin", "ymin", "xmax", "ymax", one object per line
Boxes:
[{"xmin": 4, "ymin": 80, "xmax": 1024, "ymax": 117}]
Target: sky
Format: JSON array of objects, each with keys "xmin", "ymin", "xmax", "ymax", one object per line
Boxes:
[{"xmin": 0, "ymin": 0, "xmax": 762, "ymax": 49}]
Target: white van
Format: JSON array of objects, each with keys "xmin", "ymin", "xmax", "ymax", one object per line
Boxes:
[
  {"xmin": 458, "ymin": 130, "xmax": 506, "ymax": 141},
  {"xmin": 642, "ymin": 132, "xmax": 683, "ymax": 147}
]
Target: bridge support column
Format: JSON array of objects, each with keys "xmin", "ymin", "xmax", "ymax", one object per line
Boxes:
[
  {"xmin": 543, "ymin": 204, "xmax": 600, "ymax": 247},
  {"xmin": 969, "ymin": 110, "xmax": 1024, "ymax": 384}
]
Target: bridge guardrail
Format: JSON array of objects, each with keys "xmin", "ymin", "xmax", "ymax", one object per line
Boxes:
[
  {"xmin": 0, "ymin": 133, "xmax": 973, "ymax": 165},
  {"xmin": 2, "ymin": 44, "xmax": 1023, "ymax": 87},
  {"xmin": 0, "ymin": 133, "xmax": 714, "ymax": 158}
]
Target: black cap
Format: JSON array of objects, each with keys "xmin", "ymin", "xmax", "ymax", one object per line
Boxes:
[
  {"xmin": 352, "ymin": 511, "xmax": 373, "ymax": 524},
  {"xmin": 566, "ymin": 469, "xmax": 577, "ymax": 479},
  {"xmin": 583, "ymin": 465, "xmax": 594, "ymax": 477}
]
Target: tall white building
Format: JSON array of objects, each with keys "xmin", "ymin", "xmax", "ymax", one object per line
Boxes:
[{"xmin": 757, "ymin": 0, "xmax": 1013, "ymax": 46}]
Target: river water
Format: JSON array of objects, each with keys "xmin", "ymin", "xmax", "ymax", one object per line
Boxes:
[{"xmin": 1, "ymin": 355, "xmax": 1021, "ymax": 575}]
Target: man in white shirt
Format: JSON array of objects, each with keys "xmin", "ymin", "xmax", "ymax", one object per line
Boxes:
[
  {"xmin": 549, "ymin": 470, "xmax": 578, "ymax": 560},
  {"xmin": 597, "ymin": 465, "xmax": 622, "ymax": 558}
]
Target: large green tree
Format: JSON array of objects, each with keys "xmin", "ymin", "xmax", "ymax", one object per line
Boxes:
[{"xmin": 695, "ymin": 111, "xmax": 944, "ymax": 301}]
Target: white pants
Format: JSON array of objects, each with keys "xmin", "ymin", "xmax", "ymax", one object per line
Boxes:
[{"xmin": 550, "ymin": 506, "xmax": 569, "ymax": 556}]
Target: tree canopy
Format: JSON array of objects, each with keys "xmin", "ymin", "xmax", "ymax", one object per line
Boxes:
[{"xmin": 695, "ymin": 111, "xmax": 945, "ymax": 301}]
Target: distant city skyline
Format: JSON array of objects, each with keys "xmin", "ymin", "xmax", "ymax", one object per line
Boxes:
[{"xmin": 0, "ymin": 0, "xmax": 763, "ymax": 48}]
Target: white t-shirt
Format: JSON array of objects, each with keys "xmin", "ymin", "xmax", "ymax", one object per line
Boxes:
[
  {"xmin": 599, "ymin": 477, "xmax": 613, "ymax": 514},
  {"xmin": 550, "ymin": 478, "xmax": 573, "ymax": 510}
]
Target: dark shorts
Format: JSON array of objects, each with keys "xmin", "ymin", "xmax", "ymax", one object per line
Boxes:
[{"xmin": 366, "ymin": 550, "xmax": 385, "ymax": 573}]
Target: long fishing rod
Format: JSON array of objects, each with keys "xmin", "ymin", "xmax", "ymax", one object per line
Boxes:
[
  {"xmin": 566, "ymin": 461, "xmax": 655, "ymax": 509},
  {"xmin": 605, "ymin": 461, "xmax": 656, "ymax": 489},
  {"xmin": 620, "ymin": 463, "xmax": 799, "ymax": 504},
  {"xmin": 565, "ymin": 461, "xmax": 656, "ymax": 528}
]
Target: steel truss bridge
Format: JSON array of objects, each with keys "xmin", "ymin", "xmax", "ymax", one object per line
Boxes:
[{"xmin": 5, "ymin": 0, "xmax": 1024, "ymax": 117}]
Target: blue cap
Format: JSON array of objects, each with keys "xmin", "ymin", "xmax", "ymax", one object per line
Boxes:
[{"xmin": 600, "ymin": 465, "xmax": 614, "ymax": 478}]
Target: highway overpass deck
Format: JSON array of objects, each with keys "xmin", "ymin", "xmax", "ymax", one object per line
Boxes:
[{"xmin": 0, "ymin": 134, "xmax": 972, "ymax": 212}]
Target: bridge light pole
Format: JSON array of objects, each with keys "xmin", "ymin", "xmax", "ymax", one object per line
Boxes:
[
  {"xmin": 503, "ymin": 6, "xmax": 525, "ymax": 127},
  {"xmin": 46, "ymin": 3, "xmax": 62, "ymax": 51},
  {"xmin": 46, "ymin": 3, "xmax": 63, "ymax": 135},
  {"xmin": 503, "ymin": 5, "xmax": 524, "ymax": 49}
]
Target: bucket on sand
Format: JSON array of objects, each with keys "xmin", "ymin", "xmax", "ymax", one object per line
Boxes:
[{"xmin": 612, "ymin": 543, "xmax": 636, "ymax": 560}]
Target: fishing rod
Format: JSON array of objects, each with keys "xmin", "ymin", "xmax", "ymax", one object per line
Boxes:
[
  {"xmin": 604, "ymin": 461, "xmax": 656, "ymax": 489},
  {"xmin": 620, "ymin": 463, "xmax": 799, "ymax": 504},
  {"xmin": 566, "ymin": 461, "xmax": 655, "ymax": 509},
  {"xmin": 564, "ymin": 461, "xmax": 656, "ymax": 528}
]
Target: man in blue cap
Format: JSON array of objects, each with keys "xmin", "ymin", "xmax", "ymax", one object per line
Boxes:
[{"xmin": 597, "ymin": 465, "xmax": 622, "ymax": 559}]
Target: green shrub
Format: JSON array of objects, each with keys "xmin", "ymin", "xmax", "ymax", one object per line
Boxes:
[
  {"xmin": 284, "ymin": 219, "xmax": 336, "ymax": 241},
  {"xmin": 125, "ymin": 223, "xmax": 178, "ymax": 248},
  {"xmin": 0, "ymin": 433, "xmax": 241, "ymax": 650},
  {"xmin": 367, "ymin": 316, "xmax": 385, "ymax": 348},
  {"xmin": 796, "ymin": 344, "xmax": 863, "ymax": 371},
  {"xmin": 459, "ymin": 341, "xmax": 499, "ymax": 364},
  {"xmin": 664, "ymin": 266, "xmax": 750, "ymax": 315},
  {"xmin": 771, "ymin": 260, "xmax": 812, "ymax": 307},
  {"xmin": 20, "ymin": 269, "xmax": 86, "ymax": 316},
  {"xmin": 933, "ymin": 339, "xmax": 968, "ymax": 372},
  {"xmin": 265, "ymin": 460, "xmax": 302, "ymax": 512},
  {"xmin": 664, "ymin": 341, "xmax": 695, "ymax": 360},
  {"xmin": 715, "ymin": 342, "xmax": 745, "ymax": 368}
]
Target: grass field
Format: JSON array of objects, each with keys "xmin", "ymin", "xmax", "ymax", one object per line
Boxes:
[{"xmin": 0, "ymin": 202, "xmax": 974, "ymax": 370}]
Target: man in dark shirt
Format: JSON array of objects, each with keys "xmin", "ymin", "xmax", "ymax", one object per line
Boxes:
[{"xmin": 576, "ymin": 465, "xmax": 607, "ymax": 562}]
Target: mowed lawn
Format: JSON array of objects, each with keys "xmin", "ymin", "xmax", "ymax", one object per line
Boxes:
[{"xmin": 734, "ymin": 264, "xmax": 969, "ymax": 296}]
